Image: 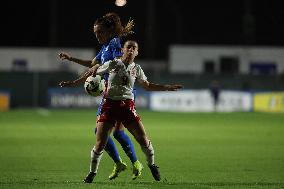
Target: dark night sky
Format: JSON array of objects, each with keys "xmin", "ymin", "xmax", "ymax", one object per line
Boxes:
[{"xmin": 1, "ymin": 0, "xmax": 284, "ymax": 59}]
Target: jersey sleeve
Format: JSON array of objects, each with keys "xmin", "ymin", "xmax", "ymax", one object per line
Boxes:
[
  {"xmin": 97, "ymin": 60, "xmax": 115, "ymax": 75},
  {"xmin": 109, "ymin": 38, "xmax": 123, "ymax": 58},
  {"xmin": 136, "ymin": 65, "xmax": 147, "ymax": 82}
]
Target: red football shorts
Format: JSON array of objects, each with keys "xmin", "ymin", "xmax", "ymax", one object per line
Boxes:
[{"xmin": 97, "ymin": 98, "xmax": 141, "ymax": 125}]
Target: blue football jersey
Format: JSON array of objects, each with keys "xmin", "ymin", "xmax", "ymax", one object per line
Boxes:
[
  {"xmin": 95, "ymin": 37, "xmax": 122, "ymax": 81},
  {"xmin": 95, "ymin": 38, "xmax": 122, "ymax": 63}
]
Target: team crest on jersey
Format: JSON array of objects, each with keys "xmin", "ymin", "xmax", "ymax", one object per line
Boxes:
[{"xmin": 129, "ymin": 67, "xmax": 137, "ymax": 78}]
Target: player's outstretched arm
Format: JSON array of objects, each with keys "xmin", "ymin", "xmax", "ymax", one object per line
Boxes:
[
  {"xmin": 58, "ymin": 52, "xmax": 94, "ymax": 68},
  {"xmin": 59, "ymin": 65, "xmax": 100, "ymax": 87},
  {"xmin": 140, "ymin": 80, "xmax": 183, "ymax": 91}
]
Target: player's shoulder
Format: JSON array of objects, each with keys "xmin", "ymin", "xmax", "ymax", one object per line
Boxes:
[
  {"xmin": 109, "ymin": 37, "xmax": 121, "ymax": 48},
  {"xmin": 132, "ymin": 62, "xmax": 143, "ymax": 70}
]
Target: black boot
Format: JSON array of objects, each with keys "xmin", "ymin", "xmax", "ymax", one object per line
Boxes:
[
  {"xmin": 83, "ymin": 172, "xmax": 96, "ymax": 183},
  {"xmin": 148, "ymin": 164, "xmax": 161, "ymax": 181}
]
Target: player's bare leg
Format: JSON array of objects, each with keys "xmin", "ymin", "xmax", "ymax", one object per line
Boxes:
[
  {"xmin": 125, "ymin": 121, "xmax": 161, "ymax": 181},
  {"xmin": 94, "ymin": 116, "xmax": 126, "ymax": 180},
  {"xmin": 83, "ymin": 122, "xmax": 113, "ymax": 183}
]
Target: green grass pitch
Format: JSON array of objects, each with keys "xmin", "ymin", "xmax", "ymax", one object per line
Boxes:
[{"xmin": 0, "ymin": 109, "xmax": 284, "ymax": 189}]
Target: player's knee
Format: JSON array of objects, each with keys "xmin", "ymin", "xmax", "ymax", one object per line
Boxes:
[{"xmin": 135, "ymin": 134, "xmax": 148, "ymax": 146}]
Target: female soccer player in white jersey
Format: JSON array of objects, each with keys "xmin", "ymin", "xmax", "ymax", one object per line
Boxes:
[{"xmin": 82, "ymin": 40, "xmax": 183, "ymax": 182}]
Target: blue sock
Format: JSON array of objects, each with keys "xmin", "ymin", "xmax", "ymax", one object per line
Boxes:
[
  {"xmin": 113, "ymin": 130, "xmax": 137, "ymax": 163},
  {"xmin": 94, "ymin": 128, "xmax": 121, "ymax": 163}
]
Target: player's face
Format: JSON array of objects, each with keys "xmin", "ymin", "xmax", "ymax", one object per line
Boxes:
[
  {"xmin": 123, "ymin": 41, "xmax": 138, "ymax": 58},
  {"xmin": 94, "ymin": 24, "xmax": 110, "ymax": 44}
]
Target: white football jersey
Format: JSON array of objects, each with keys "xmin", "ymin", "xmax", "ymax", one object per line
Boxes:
[{"xmin": 96, "ymin": 59, "xmax": 147, "ymax": 100}]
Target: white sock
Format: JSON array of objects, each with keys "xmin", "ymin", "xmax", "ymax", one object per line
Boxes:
[
  {"xmin": 141, "ymin": 141, "xmax": 155, "ymax": 166},
  {"xmin": 90, "ymin": 148, "xmax": 103, "ymax": 173}
]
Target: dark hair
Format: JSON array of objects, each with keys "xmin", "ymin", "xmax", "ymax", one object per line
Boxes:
[
  {"xmin": 124, "ymin": 39, "xmax": 139, "ymax": 47},
  {"xmin": 95, "ymin": 12, "xmax": 134, "ymax": 38}
]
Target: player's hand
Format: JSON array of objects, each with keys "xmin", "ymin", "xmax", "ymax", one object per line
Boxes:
[
  {"xmin": 59, "ymin": 81, "xmax": 74, "ymax": 87},
  {"xmin": 165, "ymin": 84, "xmax": 183, "ymax": 91},
  {"xmin": 58, "ymin": 52, "xmax": 71, "ymax": 61}
]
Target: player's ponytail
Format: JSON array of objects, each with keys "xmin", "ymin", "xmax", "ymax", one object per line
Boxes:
[
  {"xmin": 95, "ymin": 12, "xmax": 134, "ymax": 38},
  {"xmin": 121, "ymin": 18, "xmax": 135, "ymax": 37}
]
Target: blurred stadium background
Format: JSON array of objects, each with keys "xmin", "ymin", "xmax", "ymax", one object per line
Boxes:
[
  {"xmin": 1, "ymin": 0, "xmax": 284, "ymax": 111},
  {"xmin": 0, "ymin": 1, "xmax": 284, "ymax": 189}
]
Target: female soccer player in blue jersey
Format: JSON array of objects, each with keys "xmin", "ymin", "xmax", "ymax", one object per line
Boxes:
[{"xmin": 58, "ymin": 12, "xmax": 142, "ymax": 180}]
